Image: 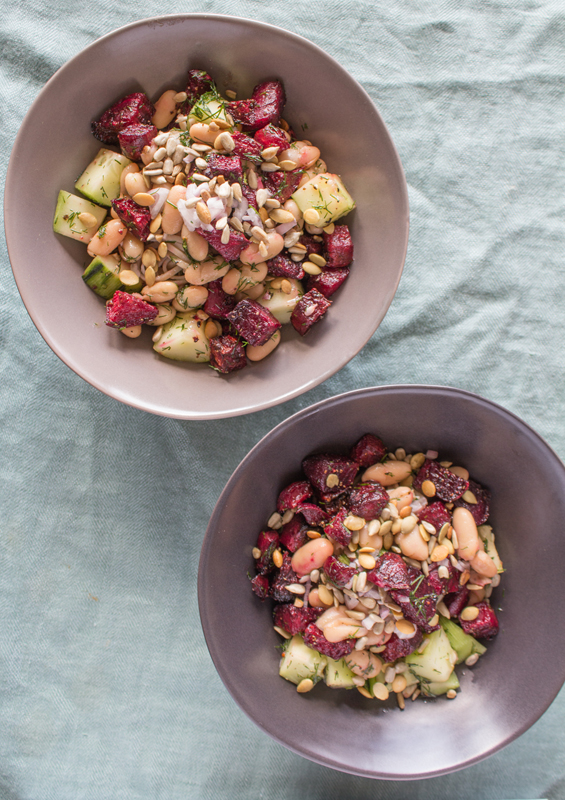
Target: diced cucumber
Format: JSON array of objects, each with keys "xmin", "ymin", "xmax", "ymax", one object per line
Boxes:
[
  {"xmin": 405, "ymin": 628, "xmax": 458, "ymax": 684},
  {"xmin": 152, "ymin": 312, "xmax": 210, "ymax": 362},
  {"xmin": 324, "ymin": 656, "xmax": 356, "ymax": 689},
  {"xmin": 421, "ymin": 671, "xmax": 460, "ymax": 697},
  {"xmin": 82, "ymin": 254, "xmax": 122, "ymax": 299},
  {"xmin": 478, "ymin": 525, "xmax": 504, "ymax": 573},
  {"xmin": 75, "ymin": 148, "xmax": 132, "ymax": 207},
  {"xmin": 188, "ymin": 91, "xmax": 231, "ymax": 128},
  {"xmin": 53, "ymin": 190, "xmax": 106, "ymax": 243},
  {"xmin": 279, "ymin": 635, "xmax": 327, "ymax": 686},
  {"xmin": 440, "ymin": 617, "xmax": 487, "ymax": 664},
  {"xmin": 258, "ymin": 279, "xmax": 304, "ymax": 324},
  {"xmin": 291, "ymin": 172, "xmax": 355, "ymax": 226}
]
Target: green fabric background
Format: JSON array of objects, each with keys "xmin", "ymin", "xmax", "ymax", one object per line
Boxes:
[{"xmin": 1, "ymin": 1, "xmax": 564, "ymax": 797}]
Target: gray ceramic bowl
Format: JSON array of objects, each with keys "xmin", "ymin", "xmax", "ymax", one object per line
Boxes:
[
  {"xmin": 199, "ymin": 385, "xmax": 565, "ymax": 778},
  {"xmin": 5, "ymin": 14, "xmax": 408, "ymax": 419}
]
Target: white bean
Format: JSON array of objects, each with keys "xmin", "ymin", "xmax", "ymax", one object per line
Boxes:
[
  {"xmin": 246, "ymin": 331, "xmax": 281, "ymax": 361},
  {"xmin": 87, "ymin": 219, "xmax": 127, "ymax": 257},
  {"xmin": 153, "ymin": 89, "xmax": 178, "ymax": 129}
]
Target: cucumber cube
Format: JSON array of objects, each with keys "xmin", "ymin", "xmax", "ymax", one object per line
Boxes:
[
  {"xmin": 440, "ymin": 617, "xmax": 487, "ymax": 664},
  {"xmin": 405, "ymin": 628, "xmax": 458, "ymax": 684},
  {"xmin": 324, "ymin": 656, "xmax": 356, "ymax": 689},
  {"xmin": 82, "ymin": 254, "xmax": 122, "ymax": 299},
  {"xmin": 291, "ymin": 173, "xmax": 355, "ymax": 226},
  {"xmin": 278, "ymin": 635, "xmax": 327, "ymax": 686},
  {"xmin": 53, "ymin": 190, "xmax": 106, "ymax": 243},
  {"xmin": 75, "ymin": 148, "xmax": 132, "ymax": 207},
  {"xmin": 152, "ymin": 312, "xmax": 210, "ymax": 362}
]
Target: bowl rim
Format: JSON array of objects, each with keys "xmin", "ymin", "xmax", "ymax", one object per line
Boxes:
[
  {"xmin": 199, "ymin": 383, "xmax": 565, "ymax": 778},
  {"xmin": 4, "ymin": 13, "xmax": 409, "ymax": 420}
]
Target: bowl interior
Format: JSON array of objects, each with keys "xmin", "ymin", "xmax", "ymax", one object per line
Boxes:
[
  {"xmin": 199, "ymin": 386, "xmax": 565, "ymax": 778},
  {"xmin": 5, "ymin": 14, "xmax": 408, "ymax": 419}
]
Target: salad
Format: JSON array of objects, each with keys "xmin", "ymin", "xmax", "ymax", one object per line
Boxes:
[
  {"xmin": 249, "ymin": 433, "xmax": 503, "ymax": 705},
  {"xmin": 53, "ymin": 69, "xmax": 356, "ymax": 373}
]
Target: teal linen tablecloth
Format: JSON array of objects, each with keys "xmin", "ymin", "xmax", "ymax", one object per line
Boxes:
[{"xmin": 1, "ymin": 1, "xmax": 564, "ymax": 797}]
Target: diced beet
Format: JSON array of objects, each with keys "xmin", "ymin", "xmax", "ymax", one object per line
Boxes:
[
  {"xmin": 320, "ymin": 493, "xmax": 349, "ymax": 516},
  {"xmin": 294, "ymin": 503, "xmax": 330, "ymax": 526},
  {"xmin": 348, "ymin": 483, "xmax": 389, "ymax": 520},
  {"xmin": 290, "ymin": 288, "xmax": 331, "ymax": 336},
  {"xmin": 111, "ymin": 197, "xmax": 151, "ymax": 241},
  {"xmin": 117, "ymin": 123, "xmax": 158, "ymax": 160},
  {"xmin": 266, "ymin": 254, "xmax": 304, "ymax": 280},
  {"xmin": 270, "ymin": 552, "xmax": 299, "ymax": 602},
  {"xmin": 417, "ymin": 501, "xmax": 452, "ymax": 531},
  {"xmin": 323, "ymin": 555, "xmax": 357, "ymax": 588},
  {"xmin": 277, "ymin": 480, "xmax": 312, "ymax": 513},
  {"xmin": 323, "ymin": 508, "xmax": 351, "ymax": 547},
  {"xmin": 203, "ymin": 154, "xmax": 243, "ymax": 182},
  {"xmin": 197, "ymin": 227, "xmax": 248, "ymax": 262},
  {"xmin": 203, "ymin": 280, "xmax": 237, "ymax": 320},
  {"xmin": 105, "ymin": 291, "xmax": 157, "ymax": 329},
  {"xmin": 367, "ymin": 553, "xmax": 411, "ymax": 592},
  {"xmin": 446, "ymin": 586, "xmax": 469, "ymax": 617},
  {"xmin": 307, "ymin": 268, "xmax": 350, "ymax": 298},
  {"xmin": 453, "ymin": 479, "xmax": 491, "ymax": 525},
  {"xmin": 428, "ymin": 562, "xmax": 460, "ymax": 595},
  {"xmin": 413, "ymin": 459, "xmax": 469, "ymax": 502},
  {"xmin": 228, "ymin": 80, "xmax": 286, "ymax": 131},
  {"xmin": 303, "ymin": 623, "xmax": 355, "ymax": 659},
  {"xmin": 279, "ymin": 515, "xmax": 308, "ymax": 552},
  {"xmin": 323, "ymin": 224, "xmax": 354, "ymax": 268},
  {"xmin": 230, "ymin": 131, "xmax": 263, "ymax": 164},
  {"xmin": 255, "ymin": 529, "xmax": 279, "ymax": 575},
  {"xmin": 254, "ymin": 123, "xmax": 289, "ymax": 152},
  {"xmin": 273, "ymin": 604, "xmax": 322, "ymax": 635},
  {"xmin": 227, "ymin": 299, "xmax": 281, "ymax": 346},
  {"xmin": 240, "ymin": 180, "xmax": 258, "ymax": 209},
  {"xmin": 299, "ymin": 233, "xmax": 324, "ymax": 258},
  {"xmin": 302, "ymin": 453, "xmax": 358, "ymax": 496},
  {"xmin": 263, "ymin": 170, "xmax": 303, "ymax": 202},
  {"xmin": 91, "ymin": 92, "xmax": 155, "ymax": 144},
  {"xmin": 250, "ymin": 573, "xmax": 270, "ymax": 600},
  {"xmin": 382, "ymin": 630, "xmax": 423, "ymax": 663},
  {"xmin": 389, "ymin": 568, "xmax": 440, "ymax": 633},
  {"xmin": 209, "ymin": 335, "xmax": 247, "ymax": 374},
  {"xmin": 459, "ymin": 601, "xmax": 499, "ymax": 639},
  {"xmin": 180, "ymin": 69, "xmax": 215, "ymax": 114},
  {"xmin": 350, "ymin": 434, "xmax": 387, "ymax": 468}
]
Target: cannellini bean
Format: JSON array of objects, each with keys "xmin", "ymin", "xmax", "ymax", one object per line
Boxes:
[
  {"xmin": 120, "ymin": 325, "xmax": 142, "ymax": 338},
  {"xmin": 141, "ymin": 280, "xmax": 178, "ymax": 303},
  {"xmin": 146, "ymin": 304, "xmax": 176, "ymax": 326},
  {"xmin": 235, "ymin": 282, "xmax": 265, "ymax": 301},
  {"xmin": 153, "ymin": 89, "xmax": 178, "ymax": 129},
  {"xmin": 222, "ymin": 268, "xmax": 242, "ymax": 295},
  {"xmin": 362, "ymin": 460, "xmax": 412, "ymax": 486},
  {"xmin": 247, "ymin": 331, "xmax": 281, "ymax": 361},
  {"xmin": 322, "ymin": 619, "xmax": 360, "ymax": 643},
  {"xmin": 172, "ymin": 285, "xmax": 208, "ymax": 312},
  {"xmin": 124, "ymin": 171, "xmax": 148, "ymax": 198},
  {"xmin": 453, "ymin": 507, "xmax": 481, "ymax": 561},
  {"xmin": 121, "ymin": 232, "xmax": 144, "ymax": 260},
  {"xmin": 189, "ymin": 122, "xmax": 217, "ymax": 144},
  {"xmin": 279, "ymin": 142, "xmax": 321, "ymax": 169},
  {"xmin": 345, "ymin": 651, "xmax": 382, "ymax": 679},
  {"xmin": 396, "ymin": 526, "xmax": 429, "ymax": 561},
  {"xmin": 470, "ymin": 550, "xmax": 498, "ymax": 578},
  {"xmin": 363, "ymin": 630, "xmax": 387, "ymax": 646},
  {"xmin": 87, "ymin": 219, "xmax": 127, "ymax": 257},
  {"xmin": 283, "ymin": 198, "xmax": 302, "ymax": 220},
  {"xmin": 306, "ymin": 588, "xmax": 329, "ymax": 608},
  {"xmin": 185, "ymin": 229, "xmax": 209, "ymax": 262},
  {"xmin": 240, "ymin": 232, "xmax": 284, "ymax": 265},
  {"xmin": 184, "ymin": 256, "xmax": 230, "ymax": 285},
  {"xmin": 161, "ymin": 185, "xmax": 186, "ymax": 234},
  {"xmin": 241, "ymin": 263, "xmax": 269, "ymax": 284},
  {"xmin": 141, "ymin": 143, "xmax": 158, "ymax": 166},
  {"xmin": 120, "ymin": 163, "xmax": 140, "ymax": 195},
  {"xmin": 388, "ymin": 486, "xmax": 414, "ymax": 511},
  {"xmin": 291, "ymin": 538, "xmax": 334, "ymax": 575}
]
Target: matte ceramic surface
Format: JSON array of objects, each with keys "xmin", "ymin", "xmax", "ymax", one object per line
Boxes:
[
  {"xmin": 5, "ymin": 15, "xmax": 408, "ymax": 419},
  {"xmin": 199, "ymin": 386, "xmax": 565, "ymax": 779}
]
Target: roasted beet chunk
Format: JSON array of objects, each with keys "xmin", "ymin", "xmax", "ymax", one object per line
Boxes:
[
  {"xmin": 367, "ymin": 553, "xmax": 411, "ymax": 592},
  {"xmin": 319, "ymin": 493, "xmax": 349, "ymax": 516},
  {"xmin": 203, "ymin": 154, "xmax": 243, "ymax": 182},
  {"xmin": 203, "ymin": 280, "xmax": 237, "ymax": 319},
  {"xmin": 323, "ymin": 508, "xmax": 351, "ymax": 547},
  {"xmin": 273, "ymin": 604, "xmax": 322, "ymax": 635},
  {"xmin": 209, "ymin": 335, "xmax": 247, "ymax": 374},
  {"xmin": 454, "ymin": 479, "xmax": 491, "ymax": 525},
  {"xmin": 291, "ymin": 289, "xmax": 331, "ymax": 336},
  {"xmin": 181, "ymin": 69, "xmax": 215, "ymax": 114},
  {"xmin": 428, "ymin": 562, "xmax": 460, "ymax": 595},
  {"xmin": 91, "ymin": 92, "xmax": 155, "ymax": 144},
  {"xmin": 303, "ymin": 623, "xmax": 355, "ymax": 659},
  {"xmin": 118, "ymin": 123, "xmax": 158, "ymax": 160},
  {"xmin": 350, "ymin": 434, "xmax": 387, "ymax": 468},
  {"xmin": 230, "ymin": 131, "xmax": 263, "ymax": 163},
  {"xmin": 303, "ymin": 453, "xmax": 358, "ymax": 496},
  {"xmin": 459, "ymin": 601, "xmax": 499, "ymax": 639},
  {"xmin": 198, "ymin": 227, "xmax": 248, "ymax": 262},
  {"xmin": 323, "ymin": 224, "xmax": 354, "ymax": 268},
  {"xmin": 105, "ymin": 291, "xmax": 157, "ymax": 329},
  {"xmin": 267, "ymin": 254, "xmax": 305, "ymax": 280},
  {"xmin": 413, "ymin": 459, "xmax": 469, "ymax": 502},
  {"xmin": 389, "ymin": 568, "xmax": 440, "ymax": 633},
  {"xmin": 271, "ymin": 552, "xmax": 299, "ymax": 602},
  {"xmin": 254, "ymin": 123, "xmax": 289, "ymax": 152},
  {"xmin": 254, "ymin": 529, "xmax": 279, "ymax": 575},
  {"xmin": 250, "ymin": 574, "xmax": 270, "ymax": 600},
  {"xmin": 382, "ymin": 630, "xmax": 423, "ymax": 663},
  {"xmin": 277, "ymin": 480, "xmax": 312, "ymax": 513},
  {"xmin": 307, "ymin": 268, "xmax": 350, "ymax": 298},
  {"xmin": 227, "ymin": 299, "xmax": 281, "ymax": 346},
  {"xmin": 348, "ymin": 483, "xmax": 389, "ymax": 520},
  {"xmin": 228, "ymin": 79, "xmax": 285, "ymax": 131},
  {"xmin": 417, "ymin": 501, "xmax": 452, "ymax": 531},
  {"xmin": 323, "ymin": 555, "xmax": 357, "ymax": 588},
  {"xmin": 279, "ymin": 515, "xmax": 308, "ymax": 553},
  {"xmin": 111, "ymin": 197, "xmax": 151, "ymax": 241},
  {"xmin": 445, "ymin": 586, "xmax": 469, "ymax": 617},
  {"xmin": 299, "ymin": 233, "xmax": 324, "ymax": 258},
  {"xmin": 263, "ymin": 170, "xmax": 303, "ymax": 203},
  {"xmin": 294, "ymin": 503, "xmax": 329, "ymax": 526}
]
